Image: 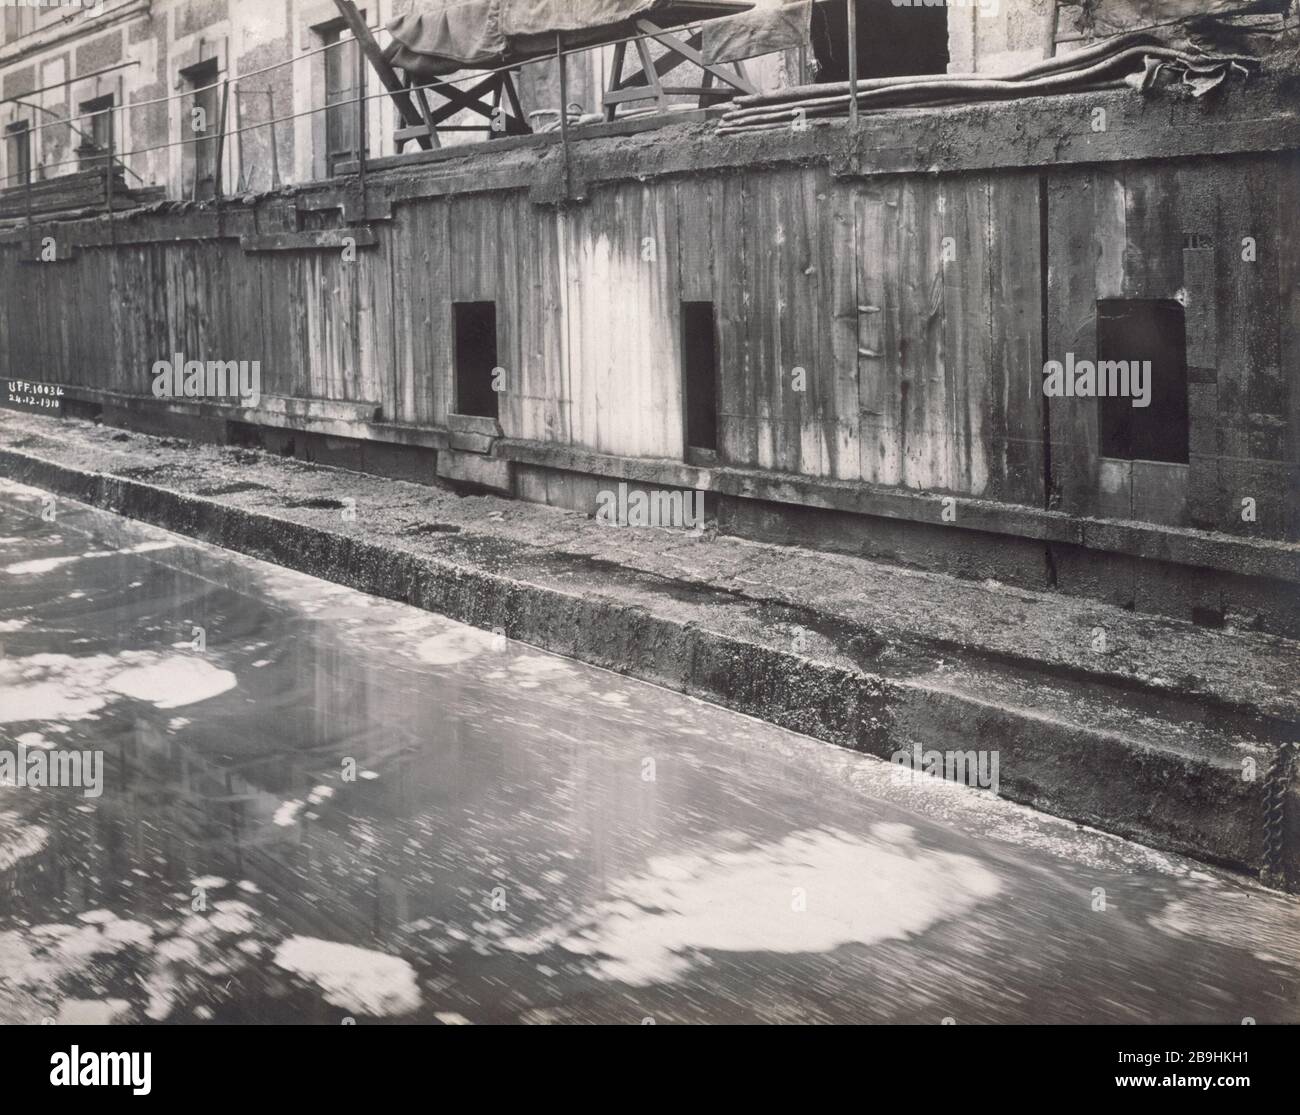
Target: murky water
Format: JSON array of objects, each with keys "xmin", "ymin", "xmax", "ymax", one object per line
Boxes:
[{"xmin": 1, "ymin": 479, "xmax": 1297, "ymax": 1024}]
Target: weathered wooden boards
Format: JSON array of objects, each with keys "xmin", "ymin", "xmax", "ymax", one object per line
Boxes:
[
  {"xmin": 1047, "ymin": 154, "xmax": 1295, "ymax": 539},
  {"xmin": 1, "ymin": 149, "xmax": 1293, "ymax": 547}
]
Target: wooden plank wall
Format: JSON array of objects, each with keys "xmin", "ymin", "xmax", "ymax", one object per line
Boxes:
[
  {"xmin": 1047, "ymin": 152, "xmax": 1296, "ymax": 541},
  {"xmin": 6, "ymin": 152, "xmax": 1291, "ymax": 540}
]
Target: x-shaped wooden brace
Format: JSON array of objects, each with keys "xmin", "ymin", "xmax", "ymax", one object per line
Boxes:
[
  {"xmin": 419, "ymin": 70, "xmax": 531, "ymax": 135},
  {"xmin": 604, "ymin": 17, "xmax": 756, "ymax": 121}
]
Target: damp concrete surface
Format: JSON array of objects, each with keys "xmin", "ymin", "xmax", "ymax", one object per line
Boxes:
[{"xmin": 1, "ymin": 479, "xmax": 1298, "ymax": 1024}]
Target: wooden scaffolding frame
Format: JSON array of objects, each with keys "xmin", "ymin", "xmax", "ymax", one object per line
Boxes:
[
  {"xmin": 603, "ymin": 17, "xmax": 756, "ymax": 121},
  {"xmin": 331, "ymin": 0, "xmax": 531, "ymax": 153},
  {"xmin": 334, "ymin": 0, "xmax": 757, "ymax": 148}
]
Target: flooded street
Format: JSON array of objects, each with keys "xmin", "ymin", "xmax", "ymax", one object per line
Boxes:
[{"xmin": 1, "ymin": 478, "xmax": 1298, "ymax": 1025}]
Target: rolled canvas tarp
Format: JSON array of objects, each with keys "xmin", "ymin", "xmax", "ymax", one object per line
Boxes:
[{"xmin": 1056, "ymin": 0, "xmax": 1292, "ymax": 37}]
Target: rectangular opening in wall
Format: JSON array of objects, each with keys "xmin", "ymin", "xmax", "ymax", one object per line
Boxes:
[
  {"xmin": 682, "ymin": 301, "xmax": 718, "ymax": 454},
  {"xmin": 180, "ymin": 59, "xmax": 220, "ymax": 200},
  {"xmin": 811, "ymin": 0, "xmax": 949, "ymax": 82},
  {"xmin": 1097, "ymin": 299, "xmax": 1188, "ymax": 464},
  {"xmin": 319, "ymin": 18, "xmax": 368, "ymax": 178},
  {"xmin": 453, "ymin": 301, "xmax": 499, "ymax": 419},
  {"xmin": 77, "ymin": 94, "xmax": 115, "ymax": 171},
  {"xmin": 5, "ymin": 121, "xmax": 31, "ymax": 188}
]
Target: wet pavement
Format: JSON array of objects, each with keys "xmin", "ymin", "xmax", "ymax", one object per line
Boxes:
[{"xmin": 1, "ymin": 478, "xmax": 1297, "ymax": 1025}]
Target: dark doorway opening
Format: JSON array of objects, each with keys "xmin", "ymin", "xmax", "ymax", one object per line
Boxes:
[
  {"xmin": 5, "ymin": 121, "xmax": 31, "ymax": 188},
  {"xmin": 453, "ymin": 301, "xmax": 499, "ymax": 419},
  {"xmin": 811, "ymin": 0, "xmax": 950, "ymax": 83},
  {"xmin": 77, "ymin": 94, "xmax": 115, "ymax": 171},
  {"xmin": 682, "ymin": 301, "xmax": 719, "ymax": 454},
  {"xmin": 1097, "ymin": 299, "xmax": 1189, "ymax": 464},
  {"xmin": 181, "ymin": 59, "xmax": 220, "ymax": 199},
  {"xmin": 320, "ymin": 19, "xmax": 368, "ymax": 178}
]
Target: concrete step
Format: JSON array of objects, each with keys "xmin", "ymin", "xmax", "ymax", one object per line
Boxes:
[{"xmin": 1, "ymin": 409, "xmax": 1296, "ymax": 888}]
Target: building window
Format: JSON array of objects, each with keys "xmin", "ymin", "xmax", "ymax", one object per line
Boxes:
[
  {"xmin": 811, "ymin": 0, "xmax": 949, "ymax": 82},
  {"xmin": 320, "ymin": 21, "xmax": 368, "ymax": 178},
  {"xmin": 77, "ymin": 94, "xmax": 115, "ymax": 171},
  {"xmin": 181, "ymin": 59, "xmax": 221, "ymax": 200},
  {"xmin": 5, "ymin": 121, "xmax": 31, "ymax": 188},
  {"xmin": 682, "ymin": 301, "xmax": 719, "ymax": 454},
  {"xmin": 1097, "ymin": 299, "xmax": 1189, "ymax": 464},
  {"xmin": 2, "ymin": 6, "xmax": 39, "ymax": 43},
  {"xmin": 453, "ymin": 302, "xmax": 499, "ymax": 419}
]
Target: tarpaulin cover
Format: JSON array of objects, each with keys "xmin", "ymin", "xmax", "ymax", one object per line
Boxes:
[
  {"xmin": 700, "ymin": 0, "xmax": 811, "ymax": 66},
  {"xmin": 385, "ymin": 0, "xmax": 760, "ymax": 75}
]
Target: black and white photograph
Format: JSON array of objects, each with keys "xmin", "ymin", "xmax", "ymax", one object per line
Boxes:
[{"xmin": 0, "ymin": 0, "xmax": 1296, "ymax": 1086}]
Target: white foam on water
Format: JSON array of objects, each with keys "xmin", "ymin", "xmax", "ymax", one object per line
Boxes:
[
  {"xmin": 0, "ymin": 679, "xmax": 106, "ymax": 724},
  {"xmin": 506, "ymin": 824, "xmax": 1001, "ymax": 986},
  {"xmin": 107, "ymin": 657, "xmax": 236, "ymax": 708},
  {"xmin": 414, "ymin": 627, "xmax": 497, "ymax": 666},
  {"xmin": 273, "ymin": 799, "xmax": 303, "ymax": 827},
  {"xmin": 56, "ymin": 998, "xmax": 131, "ymax": 1025},
  {"xmin": 509, "ymin": 655, "xmax": 573, "ymax": 678},
  {"xmin": 3, "ymin": 555, "xmax": 89, "ymax": 575},
  {"xmin": 0, "ymin": 650, "xmax": 233, "ymax": 724},
  {"xmin": 0, "ymin": 819, "xmax": 48, "ymax": 871},
  {"xmin": 2, "ymin": 539, "xmax": 171, "ymax": 578},
  {"xmin": 15, "ymin": 731, "xmax": 54, "ymax": 750},
  {"xmin": 273, "ymin": 937, "xmax": 420, "ymax": 1016},
  {"xmin": 209, "ymin": 901, "xmax": 257, "ymax": 935},
  {"xmin": 1148, "ymin": 885, "xmax": 1300, "ymax": 970}
]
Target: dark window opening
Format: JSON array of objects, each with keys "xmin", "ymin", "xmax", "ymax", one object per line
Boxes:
[
  {"xmin": 453, "ymin": 302, "xmax": 499, "ymax": 419},
  {"xmin": 77, "ymin": 94, "xmax": 115, "ymax": 171},
  {"xmin": 320, "ymin": 19, "xmax": 368, "ymax": 177},
  {"xmin": 1097, "ymin": 299, "xmax": 1189, "ymax": 464},
  {"xmin": 682, "ymin": 301, "xmax": 718, "ymax": 453},
  {"xmin": 5, "ymin": 121, "xmax": 31, "ymax": 188},
  {"xmin": 181, "ymin": 60, "xmax": 220, "ymax": 200},
  {"xmin": 811, "ymin": 0, "xmax": 949, "ymax": 83}
]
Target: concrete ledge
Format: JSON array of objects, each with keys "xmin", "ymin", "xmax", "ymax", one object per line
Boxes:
[
  {"xmin": 0, "ymin": 417, "xmax": 1296, "ymax": 891},
  {"xmin": 436, "ymin": 448, "xmax": 512, "ymax": 492},
  {"xmin": 495, "ymin": 439, "xmax": 1299, "ymax": 584}
]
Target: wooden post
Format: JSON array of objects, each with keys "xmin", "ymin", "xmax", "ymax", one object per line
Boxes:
[
  {"xmin": 213, "ymin": 79, "xmax": 230, "ymax": 198},
  {"xmin": 846, "ymin": 0, "xmax": 859, "ymax": 130},
  {"xmin": 233, "ymin": 87, "xmax": 246, "ymax": 193},
  {"xmin": 1042, "ymin": 0, "xmax": 1059, "ymax": 59},
  {"xmin": 104, "ymin": 105, "xmax": 114, "ymax": 214},
  {"xmin": 266, "ymin": 89, "xmax": 280, "ymax": 189},
  {"xmin": 557, "ymin": 33, "xmax": 571, "ymax": 199},
  {"xmin": 332, "ymin": 0, "xmax": 433, "ymax": 150},
  {"xmin": 24, "ymin": 148, "xmax": 33, "ymax": 257},
  {"xmin": 355, "ymin": 34, "xmax": 367, "ymax": 186}
]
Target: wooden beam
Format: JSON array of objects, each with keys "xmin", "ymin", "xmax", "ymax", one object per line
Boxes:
[
  {"xmin": 240, "ymin": 227, "xmax": 378, "ymax": 252},
  {"xmin": 330, "ymin": 0, "xmax": 433, "ymax": 150},
  {"xmin": 632, "ymin": 20, "xmax": 755, "ymax": 94}
]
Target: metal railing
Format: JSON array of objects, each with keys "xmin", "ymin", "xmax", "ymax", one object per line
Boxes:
[{"xmin": 1, "ymin": 2, "xmax": 867, "ymax": 216}]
